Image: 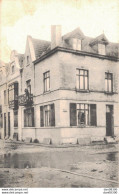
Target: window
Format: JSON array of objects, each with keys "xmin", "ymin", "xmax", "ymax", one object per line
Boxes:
[
  {"xmin": 24, "ymin": 107, "xmax": 34, "ymax": 127},
  {"xmin": 72, "ymin": 39, "xmax": 81, "ymax": 50},
  {"xmin": 26, "ymin": 80, "xmax": 31, "ymax": 94},
  {"xmin": 27, "ymin": 56, "xmax": 30, "ymax": 65},
  {"xmin": 43, "ymin": 71, "xmax": 50, "ymax": 92},
  {"xmin": 12, "ymin": 65, "xmax": 14, "ymax": 73},
  {"xmin": 70, "ymin": 103, "xmax": 96, "ymax": 126},
  {"xmin": 105, "ymin": 73, "xmax": 113, "ymax": 93},
  {"xmin": 8, "ymin": 83, "xmax": 18, "ymax": 102},
  {"xmin": 40, "ymin": 104, "xmax": 55, "ymax": 127},
  {"xmin": 14, "ymin": 110, "xmax": 18, "ymax": 127},
  {"xmin": 98, "ymin": 44, "xmax": 105, "ymax": 55},
  {"xmin": 76, "ymin": 69, "xmax": 89, "ymax": 90},
  {"xmin": 4, "ymin": 90, "xmax": 7, "ymax": 104}
]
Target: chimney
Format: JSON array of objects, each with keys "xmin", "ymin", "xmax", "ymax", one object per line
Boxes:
[{"xmin": 51, "ymin": 25, "xmax": 62, "ymax": 49}]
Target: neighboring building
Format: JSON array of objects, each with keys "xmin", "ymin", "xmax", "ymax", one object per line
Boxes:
[
  {"xmin": 0, "ymin": 51, "xmax": 24, "ymax": 140},
  {"xmin": 0, "ymin": 26, "xmax": 119, "ymax": 144}
]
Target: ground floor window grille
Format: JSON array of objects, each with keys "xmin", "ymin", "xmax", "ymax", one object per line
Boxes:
[
  {"xmin": 40, "ymin": 104, "xmax": 55, "ymax": 127},
  {"xmin": 14, "ymin": 110, "xmax": 18, "ymax": 127},
  {"xmin": 70, "ymin": 103, "xmax": 96, "ymax": 127},
  {"xmin": 24, "ymin": 107, "xmax": 34, "ymax": 127}
]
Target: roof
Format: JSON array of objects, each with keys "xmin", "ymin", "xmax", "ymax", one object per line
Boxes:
[
  {"xmin": 89, "ymin": 34, "xmax": 109, "ymax": 46},
  {"xmin": 63, "ymin": 27, "xmax": 85, "ymax": 40},
  {"xmin": 32, "ymin": 38, "xmax": 51, "ymax": 59},
  {"xmin": 31, "ymin": 27, "xmax": 119, "ymax": 61}
]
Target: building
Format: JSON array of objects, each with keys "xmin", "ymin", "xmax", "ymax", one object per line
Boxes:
[
  {"xmin": 0, "ymin": 51, "xmax": 24, "ymax": 140},
  {"xmin": 0, "ymin": 26, "xmax": 119, "ymax": 144}
]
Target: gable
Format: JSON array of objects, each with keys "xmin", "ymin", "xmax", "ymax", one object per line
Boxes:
[{"xmin": 89, "ymin": 34, "xmax": 109, "ymax": 46}]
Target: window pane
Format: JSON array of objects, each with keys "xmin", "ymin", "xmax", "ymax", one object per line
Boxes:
[
  {"xmin": 80, "ymin": 76, "xmax": 84, "ymax": 89},
  {"xmin": 105, "ymin": 79, "xmax": 107, "ymax": 91},
  {"xmin": 85, "ymin": 104, "xmax": 88, "ymax": 109},
  {"xmin": 80, "ymin": 104, "xmax": 84, "ymax": 109},
  {"xmin": 80, "ymin": 111, "xmax": 85, "ymax": 124},
  {"xmin": 85, "ymin": 110, "xmax": 89, "ymax": 125},
  {"xmin": 108, "ymin": 80, "xmax": 112, "ymax": 92},
  {"xmin": 85, "ymin": 77, "xmax": 88, "ymax": 89},
  {"xmin": 77, "ymin": 104, "xmax": 80, "ymax": 109},
  {"xmin": 80, "ymin": 70, "xmax": 84, "ymax": 75},
  {"xmin": 47, "ymin": 78, "xmax": 50, "ymax": 90},
  {"xmin": 85, "ymin": 70, "xmax": 88, "ymax": 76},
  {"xmin": 77, "ymin": 39, "xmax": 81, "ymax": 50},
  {"xmin": 76, "ymin": 76, "xmax": 79, "ymax": 89},
  {"xmin": 105, "ymin": 73, "xmax": 107, "ymax": 79}
]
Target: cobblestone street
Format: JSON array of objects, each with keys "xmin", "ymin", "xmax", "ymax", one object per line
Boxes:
[{"xmin": 0, "ymin": 140, "xmax": 118, "ymax": 188}]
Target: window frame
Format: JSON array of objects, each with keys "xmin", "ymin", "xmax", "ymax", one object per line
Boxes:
[
  {"xmin": 43, "ymin": 71, "xmax": 50, "ymax": 93},
  {"xmin": 105, "ymin": 72, "xmax": 113, "ymax": 93},
  {"xmin": 98, "ymin": 43, "xmax": 106, "ymax": 55},
  {"xmin": 70, "ymin": 103, "xmax": 97, "ymax": 127},
  {"xmin": 76, "ymin": 69, "xmax": 89, "ymax": 91},
  {"xmin": 40, "ymin": 103, "xmax": 55, "ymax": 127}
]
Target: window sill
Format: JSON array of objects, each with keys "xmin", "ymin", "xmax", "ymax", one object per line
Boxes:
[
  {"xmin": 43, "ymin": 90, "xmax": 51, "ymax": 95},
  {"xmin": 76, "ymin": 89, "xmax": 90, "ymax": 93},
  {"xmin": 71, "ymin": 125, "xmax": 97, "ymax": 128},
  {"xmin": 104, "ymin": 91, "xmax": 114, "ymax": 95}
]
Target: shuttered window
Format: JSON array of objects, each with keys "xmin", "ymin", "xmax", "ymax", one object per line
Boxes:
[
  {"xmin": 70, "ymin": 103, "xmax": 97, "ymax": 126},
  {"xmin": 40, "ymin": 104, "xmax": 55, "ymax": 127},
  {"xmin": 24, "ymin": 107, "xmax": 34, "ymax": 127}
]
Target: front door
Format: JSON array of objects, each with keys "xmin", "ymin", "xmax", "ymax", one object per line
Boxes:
[
  {"xmin": 106, "ymin": 105, "xmax": 114, "ymax": 136},
  {"xmin": 8, "ymin": 112, "xmax": 10, "ymax": 137},
  {"xmin": 4, "ymin": 113, "xmax": 6, "ymax": 138}
]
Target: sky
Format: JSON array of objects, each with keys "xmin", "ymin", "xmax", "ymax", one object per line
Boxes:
[{"xmin": 0, "ymin": 0, "xmax": 119, "ymax": 63}]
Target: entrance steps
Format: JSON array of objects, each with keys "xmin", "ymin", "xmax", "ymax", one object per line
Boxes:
[{"xmin": 104, "ymin": 136, "xmax": 117, "ymax": 144}]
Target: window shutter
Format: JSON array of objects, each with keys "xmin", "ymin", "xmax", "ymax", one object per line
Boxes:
[
  {"xmin": 31, "ymin": 108, "xmax": 34, "ymax": 127},
  {"xmin": 70, "ymin": 103, "xmax": 77, "ymax": 126},
  {"xmin": 50, "ymin": 104, "xmax": 55, "ymax": 126},
  {"xmin": 40, "ymin": 106, "xmax": 44, "ymax": 127},
  {"xmin": 90, "ymin": 104, "xmax": 96, "ymax": 126}
]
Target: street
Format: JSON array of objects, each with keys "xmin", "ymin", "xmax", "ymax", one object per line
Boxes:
[{"xmin": 0, "ymin": 141, "xmax": 118, "ymax": 188}]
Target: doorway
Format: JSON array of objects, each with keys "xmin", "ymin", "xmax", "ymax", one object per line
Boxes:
[{"xmin": 106, "ymin": 105, "xmax": 114, "ymax": 136}]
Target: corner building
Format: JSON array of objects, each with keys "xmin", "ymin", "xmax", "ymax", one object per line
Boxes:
[{"xmin": 1, "ymin": 26, "xmax": 119, "ymax": 144}]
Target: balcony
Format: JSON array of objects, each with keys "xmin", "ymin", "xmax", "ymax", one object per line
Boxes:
[
  {"xmin": 9, "ymin": 100, "xmax": 18, "ymax": 109},
  {"xmin": 18, "ymin": 93, "xmax": 33, "ymax": 106}
]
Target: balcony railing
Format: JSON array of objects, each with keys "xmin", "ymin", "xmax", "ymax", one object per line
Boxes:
[
  {"xmin": 9, "ymin": 100, "xmax": 18, "ymax": 109},
  {"xmin": 18, "ymin": 93, "xmax": 33, "ymax": 106}
]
